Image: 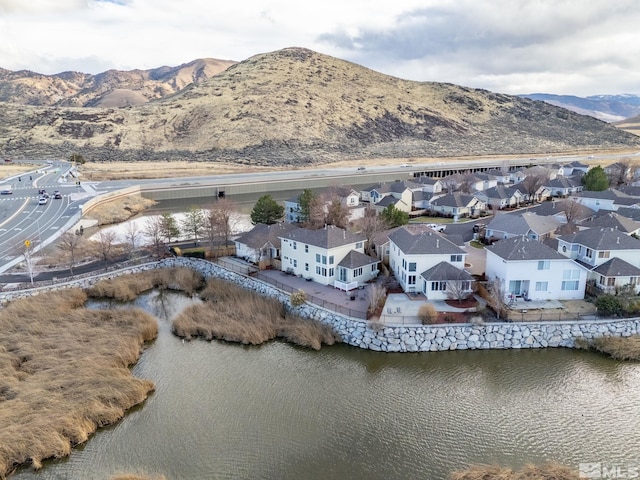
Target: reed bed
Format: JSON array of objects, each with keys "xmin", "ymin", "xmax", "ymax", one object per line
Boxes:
[
  {"xmin": 449, "ymin": 462, "xmax": 579, "ymax": 480},
  {"xmin": 86, "ymin": 268, "xmax": 204, "ymax": 301},
  {"xmin": 0, "ymin": 289, "xmax": 158, "ymax": 477},
  {"xmin": 173, "ymin": 278, "xmax": 340, "ymax": 350},
  {"xmin": 575, "ymin": 335, "xmax": 640, "ymax": 361}
]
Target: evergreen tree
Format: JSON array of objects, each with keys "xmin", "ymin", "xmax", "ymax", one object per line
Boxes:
[
  {"xmin": 250, "ymin": 195, "xmax": 284, "ymax": 225},
  {"xmin": 297, "ymin": 189, "xmax": 317, "ymax": 224},
  {"xmin": 180, "ymin": 207, "xmax": 206, "ymax": 244},
  {"xmin": 379, "ymin": 204, "xmax": 409, "ymax": 228},
  {"xmin": 159, "ymin": 213, "xmax": 180, "ymax": 243},
  {"xmin": 582, "ymin": 165, "xmax": 609, "ymax": 191}
]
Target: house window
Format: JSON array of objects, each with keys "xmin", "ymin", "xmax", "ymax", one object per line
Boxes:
[
  {"xmin": 408, "ymin": 275, "xmax": 416, "ymax": 285},
  {"xmin": 606, "ymin": 277, "xmax": 615, "ymax": 287},
  {"xmin": 537, "ymin": 261, "xmax": 550, "ymax": 270},
  {"xmin": 450, "ymin": 255, "xmax": 462, "ymax": 262},
  {"xmin": 329, "ymin": 255, "xmax": 334, "ymax": 264},
  {"xmin": 293, "ymin": 259, "xmax": 297, "ymax": 268},
  {"xmin": 599, "ymin": 275, "xmax": 606, "ymax": 285},
  {"xmin": 535, "ymin": 281, "xmax": 548, "ymax": 291},
  {"xmin": 598, "ymin": 251, "xmax": 610, "ymax": 259},
  {"xmin": 585, "ymin": 248, "xmax": 593, "ymax": 259},
  {"xmin": 409, "ymin": 262, "xmax": 416, "ymax": 272},
  {"xmin": 562, "ymin": 281, "xmax": 579, "ymax": 290},
  {"xmin": 329, "ymin": 268, "xmax": 334, "ymax": 277},
  {"xmin": 316, "ymin": 253, "xmax": 320, "ymax": 263},
  {"xmin": 292, "ymin": 242, "xmax": 297, "ymax": 250},
  {"xmin": 402, "ymin": 259, "xmax": 407, "ymax": 269},
  {"xmin": 431, "ymin": 281, "xmax": 446, "ymax": 291},
  {"xmin": 315, "ymin": 266, "xmax": 327, "ymax": 276},
  {"xmin": 354, "ymin": 267, "xmax": 363, "ymax": 277},
  {"xmin": 305, "ymin": 245, "xmax": 309, "ymax": 253},
  {"xmin": 461, "ymin": 281, "xmax": 471, "ymax": 291},
  {"xmin": 322, "ymin": 255, "xmax": 327, "ymax": 265},
  {"xmin": 356, "ymin": 242, "xmax": 363, "ymax": 249},
  {"xmin": 630, "ymin": 277, "xmax": 638, "ymax": 286},
  {"xmin": 305, "ymin": 263, "xmax": 309, "ymax": 272},
  {"xmin": 371, "ymin": 264, "xmax": 377, "ymax": 272}
]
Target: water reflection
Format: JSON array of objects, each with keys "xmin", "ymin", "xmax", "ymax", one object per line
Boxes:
[{"xmin": 13, "ymin": 290, "xmax": 640, "ymax": 480}]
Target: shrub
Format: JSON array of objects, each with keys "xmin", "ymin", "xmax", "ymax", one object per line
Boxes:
[
  {"xmin": 418, "ymin": 304, "xmax": 438, "ymax": 324},
  {"xmin": 595, "ymin": 294, "xmax": 624, "ymax": 317},
  {"xmin": 443, "ymin": 314, "xmax": 456, "ymax": 323},
  {"xmin": 290, "ymin": 289, "xmax": 307, "ymax": 307}
]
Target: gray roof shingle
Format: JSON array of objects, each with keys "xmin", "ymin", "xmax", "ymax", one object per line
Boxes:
[
  {"xmin": 486, "ymin": 235, "xmax": 567, "ymax": 261},
  {"xmin": 558, "ymin": 227, "xmax": 640, "ymax": 251},
  {"xmin": 280, "ymin": 225, "xmax": 365, "ymax": 249},
  {"xmin": 337, "ymin": 250, "xmax": 380, "ymax": 269},
  {"xmin": 592, "ymin": 257, "xmax": 640, "ymax": 277},
  {"xmin": 421, "ymin": 261, "xmax": 473, "ymax": 282},
  {"xmin": 389, "ymin": 225, "xmax": 465, "ymax": 255},
  {"xmin": 235, "ymin": 223, "xmax": 297, "ymax": 249}
]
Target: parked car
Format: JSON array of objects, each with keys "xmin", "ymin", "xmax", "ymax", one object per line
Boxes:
[
  {"xmin": 426, "ymin": 223, "xmax": 446, "ymax": 232},
  {"xmin": 38, "ymin": 197, "xmax": 48, "ymax": 205},
  {"xmin": 472, "ymin": 223, "xmax": 486, "ymax": 233}
]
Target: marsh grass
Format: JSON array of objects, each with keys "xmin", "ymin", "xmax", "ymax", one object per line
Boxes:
[
  {"xmin": 173, "ymin": 278, "xmax": 340, "ymax": 350},
  {"xmin": 86, "ymin": 268, "xmax": 204, "ymax": 301},
  {"xmin": 449, "ymin": 462, "xmax": 579, "ymax": 479},
  {"xmin": 0, "ymin": 289, "xmax": 158, "ymax": 477},
  {"xmin": 575, "ymin": 335, "xmax": 640, "ymax": 361}
]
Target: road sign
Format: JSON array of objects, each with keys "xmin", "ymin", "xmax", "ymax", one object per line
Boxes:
[{"xmin": 24, "ymin": 240, "xmax": 31, "ymax": 248}]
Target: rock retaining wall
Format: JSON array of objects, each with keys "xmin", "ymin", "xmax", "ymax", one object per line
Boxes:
[{"xmin": 3, "ymin": 257, "xmax": 639, "ymax": 353}]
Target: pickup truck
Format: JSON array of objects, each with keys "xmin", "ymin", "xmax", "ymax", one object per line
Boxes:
[{"xmin": 426, "ymin": 223, "xmax": 446, "ymax": 233}]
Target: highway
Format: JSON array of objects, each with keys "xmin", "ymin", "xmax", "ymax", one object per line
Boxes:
[{"xmin": 0, "ymin": 150, "xmax": 636, "ymax": 276}]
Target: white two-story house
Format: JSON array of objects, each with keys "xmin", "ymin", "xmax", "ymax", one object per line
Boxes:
[
  {"xmin": 486, "ymin": 236, "xmax": 589, "ymax": 301},
  {"xmin": 388, "ymin": 225, "xmax": 472, "ymax": 299},
  {"xmin": 557, "ymin": 227, "xmax": 640, "ymax": 294},
  {"xmin": 279, "ymin": 225, "xmax": 379, "ymax": 290}
]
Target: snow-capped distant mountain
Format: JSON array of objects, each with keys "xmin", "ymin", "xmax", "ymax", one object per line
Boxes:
[{"xmin": 519, "ymin": 93, "xmax": 640, "ymax": 122}]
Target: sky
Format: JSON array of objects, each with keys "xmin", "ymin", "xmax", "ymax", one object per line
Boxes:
[{"xmin": 0, "ymin": 0, "xmax": 639, "ymax": 97}]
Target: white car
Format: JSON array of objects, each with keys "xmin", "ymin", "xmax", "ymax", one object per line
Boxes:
[
  {"xmin": 38, "ymin": 196, "xmax": 48, "ymax": 205},
  {"xmin": 426, "ymin": 223, "xmax": 446, "ymax": 232}
]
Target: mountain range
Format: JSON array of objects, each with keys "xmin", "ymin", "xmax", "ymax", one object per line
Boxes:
[
  {"xmin": 0, "ymin": 47, "xmax": 638, "ymax": 166},
  {"xmin": 520, "ymin": 93, "xmax": 640, "ymax": 123}
]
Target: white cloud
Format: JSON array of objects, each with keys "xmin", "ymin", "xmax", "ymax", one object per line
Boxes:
[{"xmin": 0, "ymin": 0, "xmax": 639, "ymax": 96}]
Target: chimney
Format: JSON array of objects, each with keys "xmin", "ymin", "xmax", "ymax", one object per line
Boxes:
[
  {"xmin": 436, "ymin": 239, "xmax": 440, "ymax": 248},
  {"xmin": 343, "ymin": 229, "xmax": 346, "ymax": 239},
  {"xmin": 617, "ymin": 237, "xmax": 620, "ymax": 244}
]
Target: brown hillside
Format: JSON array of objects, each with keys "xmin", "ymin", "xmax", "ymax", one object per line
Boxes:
[
  {"xmin": 614, "ymin": 115, "xmax": 640, "ymax": 137},
  {"xmin": 0, "ymin": 47, "xmax": 638, "ymax": 166}
]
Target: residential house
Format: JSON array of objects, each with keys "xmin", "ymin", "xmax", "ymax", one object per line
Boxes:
[
  {"xmin": 485, "ymin": 236, "xmax": 588, "ymax": 301},
  {"xmin": 570, "ymin": 188, "xmax": 640, "ymax": 212},
  {"xmin": 360, "ymin": 180, "xmax": 422, "ymax": 213},
  {"xmin": 543, "ymin": 175, "xmax": 584, "ymax": 197},
  {"xmin": 284, "ymin": 186, "xmax": 365, "ymax": 223},
  {"xmin": 603, "ymin": 162, "xmax": 633, "ymax": 185},
  {"xmin": 412, "ymin": 190, "xmax": 434, "ymax": 210},
  {"xmin": 279, "ymin": 225, "xmax": 379, "ymax": 289},
  {"xmin": 388, "ymin": 225, "xmax": 472, "ymax": 299},
  {"xmin": 474, "ymin": 185, "xmax": 524, "ymax": 210},
  {"xmin": 414, "ymin": 176, "xmax": 444, "ymax": 193},
  {"xmin": 558, "ymin": 161, "xmax": 589, "ymax": 176},
  {"xmin": 578, "ymin": 211, "xmax": 640, "ymax": 236},
  {"xmin": 428, "ymin": 192, "xmax": 485, "ymax": 220},
  {"xmin": 527, "ymin": 199, "xmax": 595, "ymax": 225},
  {"xmin": 485, "ymin": 212, "xmax": 562, "ymax": 241},
  {"xmin": 483, "ymin": 169, "xmax": 512, "ymax": 184},
  {"xmin": 234, "ymin": 222, "xmax": 298, "ymax": 265},
  {"xmin": 509, "ymin": 168, "xmax": 528, "ymax": 184},
  {"xmin": 591, "ymin": 257, "xmax": 640, "ymax": 294},
  {"xmin": 557, "ymin": 227, "xmax": 640, "ymax": 269}
]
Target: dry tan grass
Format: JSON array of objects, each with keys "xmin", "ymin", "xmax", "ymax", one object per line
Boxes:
[
  {"xmin": 173, "ymin": 278, "xmax": 339, "ymax": 350},
  {"xmin": 0, "ymin": 289, "xmax": 158, "ymax": 477},
  {"xmin": 110, "ymin": 474, "xmax": 167, "ymax": 480},
  {"xmin": 449, "ymin": 463, "xmax": 579, "ymax": 480},
  {"xmin": 86, "ymin": 194, "xmax": 157, "ymax": 225},
  {"xmin": 0, "ymin": 163, "xmax": 35, "ymax": 180},
  {"xmin": 576, "ymin": 335, "xmax": 640, "ymax": 361},
  {"xmin": 86, "ymin": 268, "xmax": 204, "ymax": 301},
  {"xmin": 80, "ymin": 160, "xmax": 290, "ymax": 181}
]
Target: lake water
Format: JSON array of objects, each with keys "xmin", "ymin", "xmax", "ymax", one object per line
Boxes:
[{"xmin": 13, "ymin": 290, "xmax": 640, "ymax": 480}]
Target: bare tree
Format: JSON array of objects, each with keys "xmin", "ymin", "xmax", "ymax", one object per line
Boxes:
[
  {"xmin": 354, "ymin": 207, "xmax": 390, "ymax": 256},
  {"xmin": 560, "ymin": 199, "xmax": 584, "ymax": 226},
  {"xmin": 144, "ymin": 216, "xmax": 165, "ymax": 258},
  {"xmin": 122, "ymin": 221, "xmax": 142, "ymax": 258},
  {"xmin": 608, "ymin": 157, "xmax": 634, "ymax": 186},
  {"xmin": 519, "ymin": 171, "xmax": 550, "ymax": 203},
  {"xmin": 57, "ymin": 231, "xmax": 84, "ymax": 275},
  {"xmin": 446, "ymin": 271, "xmax": 473, "ymax": 305},
  {"xmin": 304, "ymin": 194, "xmax": 326, "ymax": 229},
  {"xmin": 92, "ymin": 230, "xmax": 119, "ymax": 269},
  {"xmin": 181, "ymin": 206, "xmax": 206, "ymax": 245},
  {"xmin": 486, "ymin": 278, "xmax": 507, "ymax": 321},
  {"xmin": 324, "ymin": 197, "xmax": 349, "ymax": 229},
  {"xmin": 207, "ymin": 198, "xmax": 240, "ymax": 247}
]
